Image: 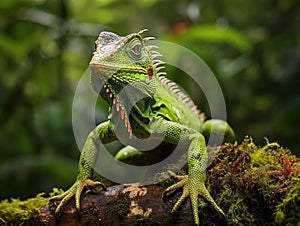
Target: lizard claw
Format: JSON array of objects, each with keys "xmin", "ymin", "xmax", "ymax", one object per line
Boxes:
[
  {"xmin": 162, "ymin": 171, "xmax": 188, "ymax": 199},
  {"xmin": 163, "ymin": 173, "xmax": 225, "ymax": 225},
  {"xmin": 51, "ymin": 179, "xmax": 106, "ymax": 215}
]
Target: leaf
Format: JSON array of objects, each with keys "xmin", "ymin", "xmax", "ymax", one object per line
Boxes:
[{"xmin": 178, "ymin": 25, "xmax": 252, "ymax": 53}]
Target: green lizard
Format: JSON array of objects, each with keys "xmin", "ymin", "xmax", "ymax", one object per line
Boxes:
[{"xmin": 51, "ymin": 29, "xmax": 236, "ymax": 225}]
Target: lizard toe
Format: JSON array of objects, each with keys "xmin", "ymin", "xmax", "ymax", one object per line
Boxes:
[{"xmin": 51, "ymin": 179, "xmax": 105, "ymax": 215}]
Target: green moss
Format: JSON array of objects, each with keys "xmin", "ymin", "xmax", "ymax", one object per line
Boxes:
[
  {"xmin": 0, "ymin": 193, "xmax": 49, "ymax": 225},
  {"xmin": 206, "ymin": 136, "xmax": 300, "ymax": 225},
  {"xmin": 0, "ymin": 188, "xmax": 63, "ymax": 226},
  {"xmin": 274, "ymin": 177, "xmax": 300, "ymax": 225}
]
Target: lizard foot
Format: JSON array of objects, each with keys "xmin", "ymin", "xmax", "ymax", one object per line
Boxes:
[
  {"xmin": 51, "ymin": 178, "xmax": 106, "ymax": 215},
  {"xmin": 163, "ymin": 171, "xmax": 225, "ymax": 225}
]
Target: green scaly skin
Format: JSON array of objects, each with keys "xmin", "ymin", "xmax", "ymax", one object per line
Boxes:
[{"xmin": 51, "ymin": 29, "xmax": 236, "ymax": 225}]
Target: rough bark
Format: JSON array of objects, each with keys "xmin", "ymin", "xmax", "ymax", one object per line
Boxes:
[{"xmin": 40, "ymin": 183, "xmax": 205, "ymax": 226}]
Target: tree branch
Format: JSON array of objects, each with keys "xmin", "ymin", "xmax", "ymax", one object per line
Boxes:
[{"xmin": 41, "ymin": 183, "xmax": 201, "ymax": 225}]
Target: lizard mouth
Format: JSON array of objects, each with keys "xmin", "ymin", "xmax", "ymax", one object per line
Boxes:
[{"xmin": 90, "ymin": 63, "xmax": 119, "ymax": 82}]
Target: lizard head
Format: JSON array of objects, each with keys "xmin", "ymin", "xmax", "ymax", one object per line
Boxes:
[{"xmin": 89, "ymin": 29, "xmax": 165, "ymax": 136}]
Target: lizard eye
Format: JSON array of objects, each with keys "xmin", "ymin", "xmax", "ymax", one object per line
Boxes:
[
  {"xmin": 133, "ymin": 44, "xmax": 142, "ymax": 55},
  {"xmin": 127, "ymin": 40, "xmax": 143, "ymax": 60}
]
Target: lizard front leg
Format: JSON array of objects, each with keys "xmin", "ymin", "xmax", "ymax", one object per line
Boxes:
[
  {"xmin": 51, "ymin": 120, "xmax": 117, "ymax": 214},
  {"xmin": 164, "ymin": 133, "xmax": 225, "ymax": 225},
  {"xmin": 150, "ymin": 118, "xmax": 225, "ymax": 225}
]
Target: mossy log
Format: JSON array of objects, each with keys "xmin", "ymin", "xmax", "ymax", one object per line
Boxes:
[
  {"xmin": 1, "ymin": 137, "xmax": 300, "ymax": 225},
  {"xmin": 41, "ymin": 183, "xmax": 200, "ymax": 226}
]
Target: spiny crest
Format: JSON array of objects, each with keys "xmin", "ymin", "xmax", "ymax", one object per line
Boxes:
[
  {"xmin": 158, "ymin": 75, "xmax": 206, "ymax": 122},
  {"xmin": 138, "ymin": 29, "xmax": 166, "ymax": 77},
  {"xmin": 139, "ymin": 29, "xmax": 205, "ymax": 121}
]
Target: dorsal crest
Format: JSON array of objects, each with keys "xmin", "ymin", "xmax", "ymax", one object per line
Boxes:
[{"xmin": 158, "ymin": 76, "xmax": 206, "ymax": 121}]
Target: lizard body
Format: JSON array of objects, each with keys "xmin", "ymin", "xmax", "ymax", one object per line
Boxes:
[{"xmin": 52, "ymin": 29, "xmax": 236, "ymax": 225}]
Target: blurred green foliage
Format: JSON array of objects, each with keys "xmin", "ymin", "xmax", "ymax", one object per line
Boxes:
[{"xmin": 0, "ymin": 0, "xmax": 299, "ymax": 199}]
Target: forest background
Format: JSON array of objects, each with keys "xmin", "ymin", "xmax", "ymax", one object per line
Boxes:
[{"xmin": 1, "ymin": 0, "xmax": 299, "ymax": 200}]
